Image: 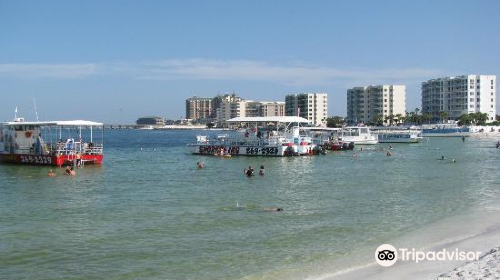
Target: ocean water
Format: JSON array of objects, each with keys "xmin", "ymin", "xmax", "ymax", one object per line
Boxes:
[{"xmin": 1, "ymin": 130, "xmax": 500, "ymax": 280}]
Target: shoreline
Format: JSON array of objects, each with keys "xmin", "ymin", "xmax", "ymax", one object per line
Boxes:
[
  {"xmin": 311, "ymin": 202, "xmax": 500, "ymax": 280},
  {"xmin": 434, "ymin": 247, "xmax": 500, "ymax": 280}
]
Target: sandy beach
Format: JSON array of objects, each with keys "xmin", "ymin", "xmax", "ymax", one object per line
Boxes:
[
  {"xmin": 321, "ymin": 203, "xmax": 500, "ymax": 280},
  {"xmin": 434, "ymin": 247, "xmax": 500, "ymax": 280}
]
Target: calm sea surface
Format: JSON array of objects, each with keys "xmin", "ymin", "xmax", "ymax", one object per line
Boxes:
[{"xmin": 1, "ymin": 130, "xmax": 500, "ymax": 280}]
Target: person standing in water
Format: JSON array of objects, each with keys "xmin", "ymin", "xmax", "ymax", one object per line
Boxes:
[
  {"xmin": 197, "ymin": 162, "xmax": 204, "ymax": 169},
  {"xmin": 245, "ymin": 165, "xmax": 254, "ymax": 177},
  {"xmin": 462, "ymin": 136, "xmax": 465, "ymax": 142},
  {"xmin": 259, "ymin": 165, "xmax": 265, "ymax": 176}
]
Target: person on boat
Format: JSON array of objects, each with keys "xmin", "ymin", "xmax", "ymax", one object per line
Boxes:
[
  {"xmin": 76, "ymin": 153, "xmax": 82, "ymax": 167},
  {"xmin": 197, "ymin": 162, "xmax": 204, "ymax": 169},
  {"xmin": 47, "ymin": 170, "xmax": 55, "ymax": 177},
  {"xmin": 259, "ymin": 165, "xmax": 265, "ymax": 176}
]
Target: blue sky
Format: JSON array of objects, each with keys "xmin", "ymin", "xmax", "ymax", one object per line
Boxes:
[{"xmin": 1, "ymin": 0, "xmax": 499, "ymax": 123}]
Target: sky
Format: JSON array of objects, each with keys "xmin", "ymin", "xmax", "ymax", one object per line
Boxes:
[{"xmin": 1, "ymin": 0, "xmax": 499, "ymax": 123}]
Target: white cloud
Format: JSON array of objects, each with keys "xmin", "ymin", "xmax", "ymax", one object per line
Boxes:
[
  {"xmin": 0, "ymin": 63, "xmax": 99, "ymax": 78},
  {"xmin": 0, "ymin": 59, "xmax": 443, "ymax": 86},
  {"xmin": 135, "ymin": 59, "xmax": 443, "ymax": 86}
]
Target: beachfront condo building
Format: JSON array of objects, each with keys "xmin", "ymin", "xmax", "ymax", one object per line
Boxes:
[
  {"xmin": 185, "ymin": 97, "xmax": 214, "ymax": 120},
  {"xmin": 217, "ymin": 100, "xmax": 285, "ymax": 125},
  {"xmin": 185, "ymin": 93, "xmax": 242, "ymax": 123},
  {"xmin": 346, "ymin": 85, "xmax": 406, "ymax": 125},
  {"xmin": 421, "ymin": 75, "xmax": 497, "ymax": 123},
  {"xmin": 285, "ymin": 93, "xmax": 328, "ymax": 126}
]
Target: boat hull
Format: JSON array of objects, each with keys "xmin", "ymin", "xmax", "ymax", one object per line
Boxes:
[
  {"xmin": 187, "ymin": 144, "xmax": 316, "ymax": 156},
  {"xmin": 378, "ymin": 138, "xmax": 423, "ymax": 143},
  {"xmin": 0, "ymin": 153, "xmax": 103, "ymax": 166}
]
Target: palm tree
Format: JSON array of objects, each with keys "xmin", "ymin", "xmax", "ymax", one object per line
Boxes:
[
  {"xmin": 395, "ymin": 114, "xmax": 403, "ymax": 126},
  {"xmin": 439, "ymin": 111, "xmax": 449, "ymax": 123},
  {"xmin": 421, "ymin": 113, "xmax": 432, "ymax": 124}
]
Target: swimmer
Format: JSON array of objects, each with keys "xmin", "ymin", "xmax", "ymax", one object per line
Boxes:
[
  {"xmin": 389, "ymin": 144, "xmax": 393, "ymax": 150},
  {"xmin": 438, "ymin": 155, "xmax": 445, "ymax": 160},
  {"xmin": 386, "ymin": 151, "xmax": 392, "ymax": 156},
  {"xmin": 263, "ymin": 207, "xmax": 283, "ymax": 212},
  {"xmin": 259, "ymin": 165, "xmax": 265, "ymax": 176},
  {"xmin": 65, "ymin": 166, "xmax": 76, "ymax": 176},
  {"xmin": 245, "ymin": 165, "xmax": 254, "ymax": 177},
  {"xmin": 451, "ymin": 158, "xmax": 456, "ymax": 163},
  {"xmin": 496, "ymin": 142, "xmax": 500, "ymax": 149},
  {"xmin": 47, "ymin": 170, "xmax": 55, "ymax": 177},
  {"xmin": 352, "ymin": 152, "xmax": 358, "ymax": 157},
  {"xmin": 197, "ymin": 161, "xmax": 204, "ymax": 169},
  {"xmin": 462, "ymin": 136, "xmax": 465, "ymax": 142}
]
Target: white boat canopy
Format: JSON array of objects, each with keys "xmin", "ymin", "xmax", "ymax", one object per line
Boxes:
[
  {"xmin": 2, "ymin": 120, "xmax": 104, "ymax": 127},
  {"xmin": 226, "ymin": 116, "xmax": 310, "ymax": 123}
]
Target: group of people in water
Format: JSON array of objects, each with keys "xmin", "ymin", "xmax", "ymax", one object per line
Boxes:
[
  {"xmin": 244, "ymin": 165, "xmax": 265, "ymax": 177},
  {"xmin": 47, "ymin": 165, "xmax": 76, "ymax": 177}
]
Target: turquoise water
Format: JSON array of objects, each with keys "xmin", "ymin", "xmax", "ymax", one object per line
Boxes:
[{"xmin": 1, "ymin": 130, "xmax": 500, "ymax": 280}]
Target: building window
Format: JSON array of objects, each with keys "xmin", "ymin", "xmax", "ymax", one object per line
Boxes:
[
  {"xmin": 470, "ymin": 105, "xmax": 474, "ymax": 108},
  {"xmin": 477, "ymin": 98, "xmax": 480, "ymax": 102},
  {"xmin": 470, "ymin": 92, "xmax": 474, "ymax": 96},
  {"xmin": 470, "ymin": 98, "xmax": 474, "ymax": 102}
]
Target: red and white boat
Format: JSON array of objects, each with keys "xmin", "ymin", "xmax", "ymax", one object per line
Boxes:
[{"xmin": 0, "ymin": 117, "xmax": 104, "ymax": 166}]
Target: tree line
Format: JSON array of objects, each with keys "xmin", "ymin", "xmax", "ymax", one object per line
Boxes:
[{"xmin": 326, "ymin": 109, "xmax": 500, "ymax": 127}]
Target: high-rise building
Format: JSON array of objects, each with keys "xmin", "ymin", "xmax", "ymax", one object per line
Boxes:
[
  {"xmin": 185, "ymin": 97, "xmax": 214, "ymax": 120},
  {"xmin": 347, "ymin": 85, "xmax": 406, "ymax": 125},
  {"xmin": 185, "ymin": 93, "xmax": 243, "ymax": 123},
  {"xmin": 422, "ymin": 75, "xmax": 496, "ymax": 123},
  {"xmin": 217, "ymin": 100, "xmax": 285, "ymax": 125},
  {"xmin": 285, "ymin": 93, "xmax": 328, "ymax": 126}
]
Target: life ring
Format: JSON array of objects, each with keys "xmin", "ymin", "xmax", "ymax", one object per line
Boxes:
[{"xmin": 25, "ymin": 131, "xmax": 32, "ymax": 138}]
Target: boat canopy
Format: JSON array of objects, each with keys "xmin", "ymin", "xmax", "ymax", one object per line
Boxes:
[
  {"xmin": 300, "ymin": 127, "xmax": 340, "ymax": 131},
  {"xmin": 1, "ymin": 120, "xmax": 104, "ymax": 127},
  {"xmin": 226, "ymin": 116, "xmax": 310, "ymax": 123}
]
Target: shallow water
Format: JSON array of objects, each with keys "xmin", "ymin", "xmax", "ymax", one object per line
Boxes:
[{"xmin": 1, "ymin": 130, "xmax": 500, "ymax": 280}]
